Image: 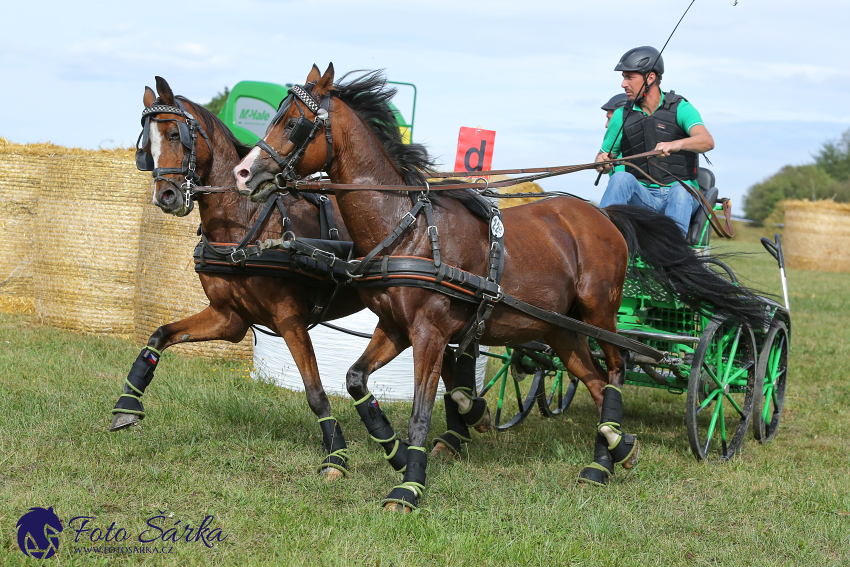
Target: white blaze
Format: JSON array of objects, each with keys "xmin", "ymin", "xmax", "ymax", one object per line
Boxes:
[{"xmin": 149, "ymin": 125, "xmax": 163, "ymax": 205}]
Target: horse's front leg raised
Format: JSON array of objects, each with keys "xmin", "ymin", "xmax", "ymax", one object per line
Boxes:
[
  {"xmin": 382, "ymin": 320, "xmax": 449, "ymax": 512},
  {"xmin": 346, "ymin": 321, "xmax": 411, "ymax": 473},
  {"xmin": 109, "ymin": 305, "xmax": 248, "ymax": 431}
]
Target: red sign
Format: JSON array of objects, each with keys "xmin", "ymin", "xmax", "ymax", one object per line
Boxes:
[{"xmin": 454, "ymin": 127, "xmax": 496, "ymax": 175}]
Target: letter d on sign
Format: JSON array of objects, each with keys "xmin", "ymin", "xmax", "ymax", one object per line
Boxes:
[{"xmin": 455, "ymin": 127, "xmax": 496, "ymax": 177}]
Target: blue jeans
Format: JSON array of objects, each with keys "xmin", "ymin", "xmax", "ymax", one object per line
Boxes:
[{"xmin": 600, "ymin": 171, "xmax": 699, "ymax": 236}]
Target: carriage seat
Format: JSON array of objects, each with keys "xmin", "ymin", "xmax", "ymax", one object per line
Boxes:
[{"xmin": 686, "ymin": 167, "xmax": 718, "ymax": 246}]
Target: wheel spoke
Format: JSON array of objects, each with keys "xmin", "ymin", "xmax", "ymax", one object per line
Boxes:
[
  {"xmin": 705, "ymin": 396, "xmax": 723, "ymax": 451},
  {"xmin": 719, "ymin": 401, "xmax": 728, "ymax": 457},
  {"xmin": 723, "ymin": 391, "xmax": 746, "ymax": 419},
  {"xmin": 513, "ymin": 376, "xmax": 523, "ymax": 414},
  {"xmin": 705, "ymin": 365, "xmax": 724, "ymax": 390},
  {"xmin": 722, "ymin": 325, "xmax": 743, "ymax": 384},
  {"xmin": 697, "ymin": 388, "xmax": 721, "ymax": 413}
]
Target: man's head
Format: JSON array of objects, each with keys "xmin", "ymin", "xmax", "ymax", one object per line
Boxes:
[
  {"xmin": 602, "ymin": 93, "xmax": 628, "ymax": 128},
  {"xmin": 615, "ymin": 46, "xmax": 663, "ymax": 100}
]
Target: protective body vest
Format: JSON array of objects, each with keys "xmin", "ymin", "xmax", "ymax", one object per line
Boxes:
[{"xmin": 620, "ymin": 91, "xmax": 698, "ymax": 185}]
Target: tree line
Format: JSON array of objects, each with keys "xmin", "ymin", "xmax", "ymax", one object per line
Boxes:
[{"xmin": 744, "ymin": 129, "xmax": 850, "ymax": 223}]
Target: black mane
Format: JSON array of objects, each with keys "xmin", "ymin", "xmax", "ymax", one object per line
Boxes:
[
  {"xmin": 177, "ymin": 96, "xmax": 253, "ymax": 160},
  {"xmin": 333, "ymin": 71, "xmax": 434, "ymax": 185}
]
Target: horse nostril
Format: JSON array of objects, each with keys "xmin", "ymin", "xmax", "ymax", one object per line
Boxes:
[
  {"xmin": 237, "ymin": 168, "xmax": 250, "ymax": 180},
  {"xmin": 160, "ymin": 189, "xmax": 176, "ymax": 205}
]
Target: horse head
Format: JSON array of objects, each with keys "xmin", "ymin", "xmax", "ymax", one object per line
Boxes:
[
  {"xmin": 137, "ymin": 76, "xmax": 214, "ymax": 216},
  {"xmin": 234, "ymin": 63, "xmax": 336, "ymax": 202}
]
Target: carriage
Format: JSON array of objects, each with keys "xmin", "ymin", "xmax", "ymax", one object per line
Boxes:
[{"xmin": 478, "ymin": 168, "xmax": 791, "ymax": 462}]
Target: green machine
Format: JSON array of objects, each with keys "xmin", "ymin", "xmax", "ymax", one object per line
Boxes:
[{"xmin": 217, "ymin": 80, "xmax": 417, "ymax": 145}]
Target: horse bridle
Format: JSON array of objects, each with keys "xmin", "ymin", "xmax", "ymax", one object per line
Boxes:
[
  {"xmin": 136, "ymin": 98, "xmax": 213, "ymax": 211},
  {"xmin": 255, "ymin": 83, "xmax": 334, "ymax": 187}
]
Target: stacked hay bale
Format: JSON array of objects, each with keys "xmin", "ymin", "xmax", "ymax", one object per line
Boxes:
[
  {"xmin": 784, "ymin": 199, "xmax": 850, "ymax": 273},
  {"xmin": 0, "ymin": 139, "xmax": 60, "ymax": 313},
  {"xmin": 34, "ymin": 148, "xmax": 149, "ymax": 337},
  {"xmin": 133, "ymin": 204, "xmax": 253, "ymax": 360}
]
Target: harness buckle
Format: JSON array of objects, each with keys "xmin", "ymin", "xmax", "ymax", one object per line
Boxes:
[
  {"xmin": 482, "ymin": 286, "xmax": 503, "ymax": 304},
  {"xmin": 230, "ymin": 248, "xmax": 248, "ymax": 264},
  {"xmin": 427, "ymin": 225, "xmax": 439, "ymax": 238},
  {"xmin": 402, "ymin": 212, "xmax": 416, "ymax": 225},
  {"xmin": 311, "ymin": 249, "xmax": 337, "ymax": 267},
  {"xmin": 328, "ymin": 228, "xmax": 340, "ymax": 239}
]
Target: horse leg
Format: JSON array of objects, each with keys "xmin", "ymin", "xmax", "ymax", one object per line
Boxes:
[
  {"xmin": 110, "ymin": 305, "xmax": 247, "ymax": 431},
  {"xmin": 383, "ymin": 320, "xmax": 448, "ymax": 512},
  {"xmin": 595, "ymin": 341, "xmax": 640, "ymax": 470},
  {"xmin": 543, "ymin": 329, "xmax": 618, "ymax": 486},
  {"xmin": 346, "ymin": 321, "xmax": 411, "ymax": 473},
  {"xmin": 432, "ymin": 345, "xmax": 491, "ymax": 457},
  {"xmin": 268, "ymin": 313, "xmax": 349, "ymax": 481}
]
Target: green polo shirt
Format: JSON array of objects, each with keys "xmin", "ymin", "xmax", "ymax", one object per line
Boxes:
[{"xmin": 601, "ymin": 92, "xmax": 704, "ymax": 189}]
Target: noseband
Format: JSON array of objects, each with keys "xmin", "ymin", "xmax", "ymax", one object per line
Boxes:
[
  {"xmin": 136, "ymin": 98, "xmax": 213, "ymax": 209},
  {"xmin": 255, "ymin": 83, "xmax": 334, "ymax": 186}
]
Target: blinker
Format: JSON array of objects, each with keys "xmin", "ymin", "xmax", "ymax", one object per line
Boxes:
[
  {"xmin": 288, "ymin": 117, "xmax": 314, "ymax": 147},
  {"xmin": 136, "ymin": 149, "xmax": 154, "ymax": 171}
]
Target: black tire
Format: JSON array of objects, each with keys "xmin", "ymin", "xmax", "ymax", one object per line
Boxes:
[
  {"xmin": 537, "ymin": 371, "xmax": 580, "ymax": 417},
  {"xmin": 753, "ymin": 319, "xmax": 789, "ymax": 443},
  {"xmin": 491, "ymin": 368, "xmax": 545, "ymax": 431},
  {"xmin": 686, "ymin": 315, "xmax": 757, "ymax": 461}
]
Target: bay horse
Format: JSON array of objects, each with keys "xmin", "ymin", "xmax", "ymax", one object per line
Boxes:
[
  {"xmin": 234, "ymin": 64, "xmax": 768, "ymax": 511},
  {"xmin": 110, "ymin": 77, "xmax": 489, "ymax": 480}
]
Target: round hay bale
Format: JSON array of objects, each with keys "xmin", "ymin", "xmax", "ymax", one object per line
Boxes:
[
  {"xmin": 0, "ymin": 138, "xmax": 65, "ymax": 313},
  {"xmin": 784, "ymin": 199, "xmax": 850, "ymax": 273},
  {"xmin": 34, "ymin": 148, "xmax": 148, "ymax": 336},
  {"xmin": 133, "ymin": 203, "xmax": 252, "ymax": 360}
]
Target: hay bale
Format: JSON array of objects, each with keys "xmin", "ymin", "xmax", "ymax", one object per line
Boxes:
[
  {"xmin": 427, "ymin": 175, "xmax": 546, "ymax": 209},
  {"xmin": 784, "ymin": 199, "xmax": 850, "ymax": 273},
  {"xmin": 0, "ymin": 138, "xmax": 65, "ymax": 313},
  {"xmin": 34, "ymin": 148, "xmax": 149, "ymax": 336},
  {"xmin": 133, "ymin": 203, "xmax": 252, "ymax": 360}
]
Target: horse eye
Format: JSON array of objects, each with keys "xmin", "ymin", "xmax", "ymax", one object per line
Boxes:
[
  {"xmin": 285, "ymin": 119, "xmax": 297, "ymax": 129},
  {"xmin": 169, "ymin": 132, "xmax": 180, "ymax": 141}
]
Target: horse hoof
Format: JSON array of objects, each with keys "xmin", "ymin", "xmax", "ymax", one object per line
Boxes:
[
  {"xmin": 383, "ymin": 502, "xmax": 412, "ymax": 513},
  {"xmin": 621, "ymin": 438, "xmax": 640, "ymax": 470},
  {"xmin": 430, "ymin": 440, "xmax": 456, "ymax": 458},
  {"xmin": 109, "ymin": 413, "xmax": 139, "ymax": 431},
  {"xmin": 474, "ymin": 406, "xmax": 492, "ymax": 433},
  {"xmin": 320, "ymin": 467, "xmax": 345, "ymax": 482}
]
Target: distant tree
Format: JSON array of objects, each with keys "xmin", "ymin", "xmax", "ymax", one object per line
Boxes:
[
  {"xmin": 205, "ymin": 87, "xmax": 230, "ymax": 117},
  {"xmin": 814, "ymin": 128, "xmax": 850, "ymax": 181},
  {"xmin": 743, "ymin": 164, "xmax": 834, "ymax": 222}
]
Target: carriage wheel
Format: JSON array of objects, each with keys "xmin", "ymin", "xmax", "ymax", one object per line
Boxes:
[
  {"xmin": 480, "ymin": 349, "xmax": 544, "ymax": 431},
  {"xmin": 685, "ymin": 315, "xmax": 757, "ymax": 461},
  {"xmin": 753, "ymin": 320, "xmax": 789, "ymax": 443},
  {"xmin": 537, "ymin": 370, "xmax": 580, "ymax": 417}
]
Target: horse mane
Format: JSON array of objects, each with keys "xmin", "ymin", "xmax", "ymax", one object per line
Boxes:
[
  {"xmin": 333, "ymin": 71, "xmax": 434, "ymax": 185},
  {"xmin": 176, "ymin": 96, "xmax": 253, "ymax": 160},
  {"xmin": 334, "ymin": 71, "xmax": 493, "ymax": 217}
]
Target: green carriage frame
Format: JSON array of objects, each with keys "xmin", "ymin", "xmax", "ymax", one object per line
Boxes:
[{"xmin": 479, "ymin": 170, "xmax": 791, "ymax": 462}]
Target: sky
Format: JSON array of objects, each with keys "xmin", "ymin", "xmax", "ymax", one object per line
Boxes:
[{"xmin": 2, "ymin": 0, "xmax": 848, "ymax": 208}]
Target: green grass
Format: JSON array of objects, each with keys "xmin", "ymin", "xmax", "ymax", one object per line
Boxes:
[{"xmin": 1, "ymin": 224, "xmax": 849, "ymax": 566}]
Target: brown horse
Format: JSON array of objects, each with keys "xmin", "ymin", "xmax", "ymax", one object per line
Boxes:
[
  {"xmin": 233, "ymin": 65, "xmax": 649, "ymax": 510},
  {"xmin": 235, "ymin": 65, "xmax": 769, "ymax": 510},
  {"xmin": 111, "ymin": 77, "xmax": 489, "ymax": 479}
]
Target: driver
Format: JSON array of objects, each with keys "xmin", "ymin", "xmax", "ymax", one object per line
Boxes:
[{"xmin": 595, "ymin": 46, "xmax": 715, "ymax": 236}]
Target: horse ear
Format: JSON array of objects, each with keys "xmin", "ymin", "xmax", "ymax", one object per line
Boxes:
[
  {"xmin": 313, "ymin": 62, "xmax": 335, "ymax": 97},
  {"xmin": 155, "ymin": 76, "xmax": 175, "ymax": 106},
  {"xmin": 143, "ymin": 86, "xmax": 156, "ymax": 108},
  {"xmin": 306, "ymin": 64, "xmax": 321, "ymax": 84}
]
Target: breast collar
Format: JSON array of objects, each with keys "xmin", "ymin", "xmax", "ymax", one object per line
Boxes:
[{"xmin": 254, "ymin": 82, "xmax": 334, "ymax": 186}]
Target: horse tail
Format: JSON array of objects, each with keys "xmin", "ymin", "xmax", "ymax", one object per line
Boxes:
[{"xmin": 603, "ymin": 204, "xmax": 769, "ymax": 329}]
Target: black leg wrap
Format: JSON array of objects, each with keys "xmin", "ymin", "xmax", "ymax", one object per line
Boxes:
[
  {"xmin": 453, "ymin": 351, "xmax": 477, "ymax": 391},
  {"xmin": 382, "ymin": 447, "xmax": 427, "ymax": 510},
  {"xmin": 111, "ymin": 348, "xmax": 160, "ymax": 418},
  {"xmin": 433, "ymin": 394, "xmax": 471, "ymax": 455},
  {"xmin": 599, "ymin": 385, "xmax": 623, "ymax": 428},
  {"xmin": 317, "ymin": 419, "xmax": 349, "ymax": 476},
  {"xmin": 577, "ymin": 433, "xmax": 615, "ymax": 487},
  {"xmin": 609, "ymin": 432, "xmax": 638, "ymax": 468},
  {"xmin": 460, "ymin": 397, "xmax": 489, "ymax": 427},
  {"xmin": 354, "ymin": 394, "xmax": 408, "ymax": 471}
]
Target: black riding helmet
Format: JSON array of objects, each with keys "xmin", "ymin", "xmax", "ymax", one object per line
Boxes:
[
  {"xmin": 615, "ymin": 46, "xmax": 664, "ymax": 77},
  {"xmin": 601, "ymin": 93, "xmax": 629, "ymax": 112}
]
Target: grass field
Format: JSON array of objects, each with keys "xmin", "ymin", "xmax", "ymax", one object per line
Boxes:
[{"xmin": 1, "ymin": 224, "xmax": 849, "ymax": 566}]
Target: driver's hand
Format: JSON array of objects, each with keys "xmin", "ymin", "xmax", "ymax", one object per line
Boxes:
[
  {"xmin": 595, "ymin": 153, "xmax": 612, "ymax": 174},
  {"xmin": 654, "ymin": 140, "xmax": 684, "ymax": 157}
]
